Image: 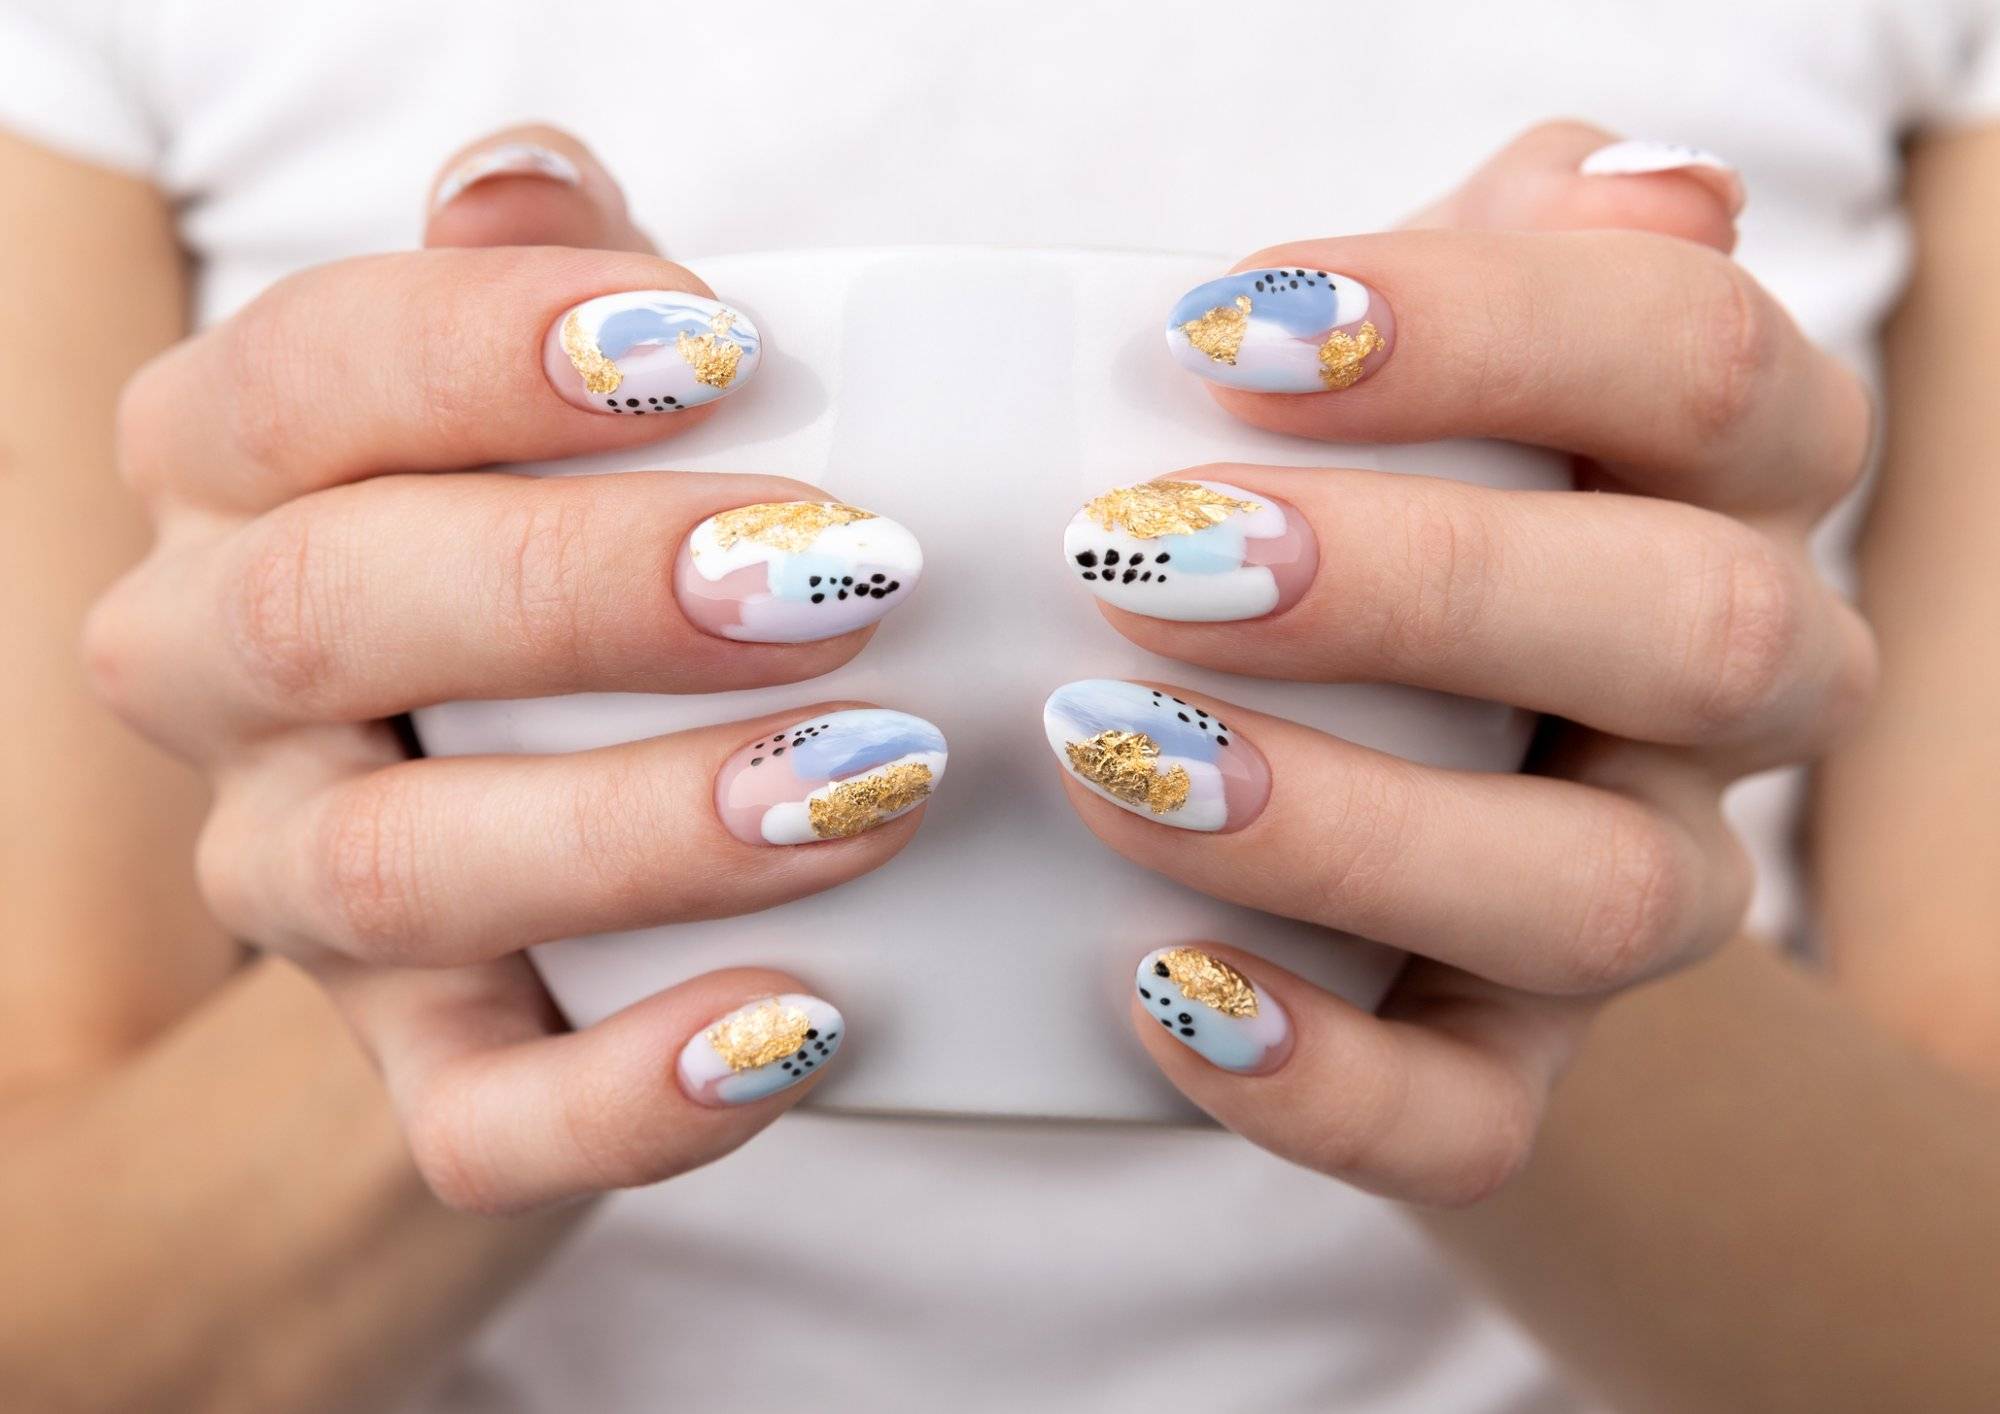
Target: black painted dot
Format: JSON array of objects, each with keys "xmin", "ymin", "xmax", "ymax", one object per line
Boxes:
[
  {"xmin": 772, "ymin": 746, "xmax": 785, "ymax": 756},
  {"xmin": 1196, "ymin": 709, "xmax": 1208, "ymax": 718},
  {"xmin": 1177, "ymin": 712, "xmax": 1189, "ymax": 722},
  {"xmin": 648, "ymin": 397, "xmax": 659, "ymax": 405},
  {"xmin": 838, "ymin": 590, "xmax": 848, "ymax": 600},
  {"xmin": 1122, "ymin": 568, "xmax": 1138, "ymax": 583},
  {"xmin": 810, "ymin": 575, "xmax": 822, "ymax": 587},
  {"xmin": 751, "ymin": 756, "xmax": 763, "ymax": 766},
  {"xmin": 871, "ymin": 573, "xmax": 886, "ymax": 583},
  {"xmin": 1290, "ymin": 279, "xmax": 1299, "ymax": 288},
  {"xmin": 1160, "ymin": 1017, "xmax": 1173, "ymax": 1029},
  {"xmin": 1075, "ymin": 551, "xmax": 1098, "ymax": 568},
  {"xmin": 1154, "ymin": 961, "xmax": 1170, "ymax": 977},
  {"xmin": 1139, "ymin": 987, "xmax": 1152, "ymax": 999},
  {"xmin": 664, "ymin": 395, "xmax": 677, "ymax": 404},
  {"xmin": 626, "ymin": 398, "xmax": 639, "ymax": 407},
  {"xmin": 1158, "ymin": 576, "xmax": 1166, "ymax": 583},
  {"xmin": 1140, "ymin": 572, "xmax": 1152, "ymax": 582},
  {"xmin": 886, "ymin": 581, "xmax": 900, "ymax": 592},
  {"xmin": 1295, "ymin": 268, "xmax": 1305, "ymax": 276},
  {"xmin": 1157, "ymin": 996, "xmax": 1171, "ymax": 1008},
  {"xmin": 1215, "ymin": 736, "xmax": 1228, "ymax": 746},
  {"xmin": 806, "ymin": 1029, "xmax": 819, "ymax": 1040},
  {"xmin": 1156, "ymin": 553, "xmax": 1170, "ymax": 564},
  {"xmin": 841, "ymin": 576, "xmax": 853, "ymax": 586},
  {"xmin": 1081, "ymin": 572, "xmax": 1097, "ymax": 580},
  {"xmin": 811, "ymin": 592, "xmax": 825, "ymax": 603},
  {"xmin": 1178, "ymin": 1013, "xmax": 1192, "ymax": 1025},
  {"xmin": 1179, "ymin": 1027, "xmax": 1195, "ymax": 1036},
  {"xmin": 605, "ymin": 399, "xmax": 618, "ymax": 408}
]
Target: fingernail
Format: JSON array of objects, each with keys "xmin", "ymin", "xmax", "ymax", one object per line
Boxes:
[
  {"xmin": 1064, "ymin": 479, "xmax": 1315, "ymax": 622},
  {"xmin": 676, "ymin": 501, "xmax": 922, "ymax": 643},
  {"xmin": 544, "ymin": 291, "xmax": 762, "ymax": 415},
  {"xmin": 716, "ymin": 709, "xmax": 947, "ymax": 846},
  {"xmin": 1579, "ymin": 140, "xmax": 1744, "ymax": 212},
  {"xmin": 433, "ymin": 142, "xmax": 581, "ymax": 211},
  {"xmin": 1165, "ymin": 268, "xmax": 1392, "ymax": 393},
  {"xmin": 1137, "ymin": 948, "xmax": 1290, "ymax": 1074},
  {"xmin": 1042, "ymin": 679, "xmax": 1269, "ymax": 833},
  {"xmin": 677, "ymin": 994, "xmax": 845, "ymax": 1106}
]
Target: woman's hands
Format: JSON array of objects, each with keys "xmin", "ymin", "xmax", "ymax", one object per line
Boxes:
[
  {"xmin": 83, "ymin": 128, "xmax": 935, "ymax": 1214},
  {"xmin": 1050, "ymin": 122, "xmax": 1877, "ymax": 1203}
]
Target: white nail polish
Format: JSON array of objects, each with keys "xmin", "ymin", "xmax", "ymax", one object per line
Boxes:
[
  {"xmin": 1579, "ymin": 139, "xmax": 1735, "ymax": 179},
  {"xmin": 433, "ymin": 142, "xmax": 582, "ymax": 210},
  {"xmin": 1136, "ymin": 948, "xmax": 1289, "ymax": 1074},
  {"xmin": 678, "ymin": 994, "xmax": 845, "ymax": 1106},
  {"xmin": 543, "ymin": 290, "xmax": 762, "ymax": 414},
  {"xmin": 676, "ymin": 501, "xmax": 923, "ymax": 643},
  {"xmin": 1062, "ymin": 480, "xmax": 1316, "ymax": 623}
]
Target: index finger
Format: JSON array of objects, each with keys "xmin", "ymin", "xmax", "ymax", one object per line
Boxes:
[{"xmin": 118, "ymin": 245, "xmax": 764, "ymax": 512}]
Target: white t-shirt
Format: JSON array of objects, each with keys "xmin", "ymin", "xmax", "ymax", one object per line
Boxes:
[{"xmin": 6, "ymin": 2, "xmax": 1999, "ymax": 1409}]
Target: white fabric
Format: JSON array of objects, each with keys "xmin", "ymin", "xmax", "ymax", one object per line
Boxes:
[{"xmin": 6, "ymin": 1, "xmax": 2000, "ymax": 1409}]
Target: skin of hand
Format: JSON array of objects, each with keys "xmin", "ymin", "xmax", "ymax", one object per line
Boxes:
[
  {"xmin": 1422, "ymin": 123, "xmax": 2000, "ymax": 1414},
  {"xmin": 1059, "ymin": 120, "xmax": 1878, "ymax": 1204},
  {"xmin": 74, "ymin": 124, "xmax": 940, "ymax": 1219}
]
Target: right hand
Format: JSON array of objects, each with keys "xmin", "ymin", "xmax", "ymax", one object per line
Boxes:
[{"xmin": 84, "ymin": 127, "xmax": 934, "ymax": 1214}]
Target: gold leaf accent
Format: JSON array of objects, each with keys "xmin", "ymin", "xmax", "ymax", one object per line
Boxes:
[
  {"xmin": 677, "ymin": 310, "xmax": 746, "ymax": 388},
  {"xmin": 561, "ymin": 311, "xmax": 623, "ymax": 395},
  {"xmin": 708, "ymin": 999, "xmax": 811, "ymax": 1071},
  {"xmin": 707, "ymin": 501, "xmax": 876, "ymax": 555},
  {"xmin": 1159, "ymin": 947, "xmax": 1259, "ymax": 1018},
  {"xmin": 1064, "ymin": 730, "xmax": 1190, "ymax": 814},
  {"xmin": 1081, "ymin": 481, "xmax": 1260, "ymax": 540},
  {"xmin": 1317, "ymin": 320, "xmax": 1384, "ymax": 391},
  {"xmin": 1181, "ymin": 295, "xmax": 1252, "ymax": 364},
  {"xmin": 809, "ymin": 762, "xmax": 935, "ymax": 839}
]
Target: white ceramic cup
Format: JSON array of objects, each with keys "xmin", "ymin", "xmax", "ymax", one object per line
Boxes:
[{"xmin": 411, "ymin": 247, "xmax": 1566, "ymax": 1124}]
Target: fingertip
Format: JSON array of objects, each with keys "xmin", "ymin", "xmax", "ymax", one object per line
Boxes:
[
  {"xmin": 675, "ymin": 985, "xmax": 847, "ymax": 1109},
  {"xmin": 426, "ymin": 123, "xmax": 657, "ymax": 253}
]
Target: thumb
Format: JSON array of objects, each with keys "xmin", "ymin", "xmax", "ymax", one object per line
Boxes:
[
  {"xmin": 1407, "ymin": 119, "xmax": 1741, "ymax": 253},
  {"xmin": 424, "ymin": 123, "xmax": 659, "ymax": 254}
]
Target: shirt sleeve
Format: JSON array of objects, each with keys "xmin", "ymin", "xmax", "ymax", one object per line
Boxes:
[{"xmin": 0, "ymin": 0, "xmax": 158, "ymax": 175}]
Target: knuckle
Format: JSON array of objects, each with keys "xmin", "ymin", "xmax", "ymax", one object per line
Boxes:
[
  {"xmin": 1373, "ymin": 489, "xmax": 1499, "ymax": 670},
  {"xmin": 1688, "ymin": 531, "xmax": 1808, "ymax": 738},
  {"xmin": 1299, "ymin": 762, "xmax": 1420, "ymax": 933},
  {"xmin": 404, "ymin": 1080, "xmax": 509, "ymax": 1216},
  {"xmin": 219, "ymin": 511, "xmax": 343, "ymax": 711},
  {"xmin": 1562, "ymin": 807, "xmax": 1697, "ymax": 993},
  {"xmin": 308, "ymin": 774, "xmax": 435, "ymax": 963},
  {"xmin": 1678, "ymin": 255, "xmax": 1777, "ymax": 453},
  {"xmin": 1434, "ymin": 1084, "xmax": 1540, "ymax": 1207},
  {"xmin": 494, "ymin": 490, "xmax": 608, "ymax": 682}
]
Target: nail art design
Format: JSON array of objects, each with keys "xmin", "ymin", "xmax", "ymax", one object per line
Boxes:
[
  {"xmin": 716, "ymin": 709, "xmax": 947, "ymax": 846},
  {"xmin": 1042, "ymin": 679, "xmax": 1269, "ymax": 833},
  {"xmin": 1137, "ymin": 947, "xmax": 1289, "ymax": 1073},
  {"xmin": 676, "ymin": 501, "xmax": 922, "ymax": 643},
  {"xmin": 1165, "ymin": 268, "xmax": 1392, "ymax": 393},
  {"xmin": 433, "ymin": 142, "xmax": 582, "ymax": 210},
  {"xmin": 1578, "ymin": 139, "xmax": 1735, "ymax": 179},
  {"xmin": 544, "ymin": 291, "xmax": 762, "ymax": 415},
  {"xmin": 1063, "ymin": 479, "xmax": 1316, "ymax": 622},
  {"xmin": 677, "ymin": 994, "xmax": 845, "ymax": 1105}
]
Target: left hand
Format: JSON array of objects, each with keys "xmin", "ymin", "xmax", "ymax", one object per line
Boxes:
[{"xmin": 1044, "ymin": 122, "xmax": 1876, "ymax": 1204}]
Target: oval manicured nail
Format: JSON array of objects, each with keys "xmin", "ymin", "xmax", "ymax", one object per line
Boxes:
[
  {"xmin": 678, "ymin": 994, "xmax": 845, "ymax": 1106},
  {"xmin": 544, "ymin": 290, "xmax": 761, "ymax": 415},
  {"xmin": 716, "ymin": 709, "xmax": 947, "ymax": 846},
  {"xmin": 1063, "ymin": 479, "xmax": 1315, "ymax": 622},
  {"xmin": 1136, "ymin": 948, "xmax": 1290, "ymax": 1074},
  {"xmin": 676, "ymin": 501, "xmax": 922, "ymax": 643},
  {"xmin": 433, "ymin": 142, "xmax": 581, "ymax": 211},
  {"xmin": 1042, "ymin": 679, "xmax": 1269, "ymax": 833},
  {"xmin": 1165, "ymin": 267, "xmax": 1392, "ymax": 393}
]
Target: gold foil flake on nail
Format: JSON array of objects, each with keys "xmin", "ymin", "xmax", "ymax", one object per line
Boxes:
[
  {"xmin": 709, "ymin": 501, "xmax": 876, "ymax": 554},
  {"xmin": 808, "ymin": 762, "xmax": 935, "ymax": 839},
  {"xmin": 1317, "ymin": 320, "xmax": 1384, "ymax": 390},
  {"xmin": 1159, "ymin": 947, "xmax": 1259, "ymax": 1018},
  {"xmin": 1082, "ymin": 481, "xmax": 1260, "ymax": 539},
  {"xmin": 677, "ymin": 311, "xmax": 745, "ymax": 388},
  {"xmin": 1064, "ymin": 730, "xmax": 1190, "ymax": 814},
  {"xmin": 708, "ymin": 999, "xmax": 812, "ymax": 1071},
  {"xmin": 561, "ymin": 312, "xmax": 623, "ymax": 394},
  {"xmin": 1182, "ymin": 295, "xmax": 1252, "ymax": 364}
]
